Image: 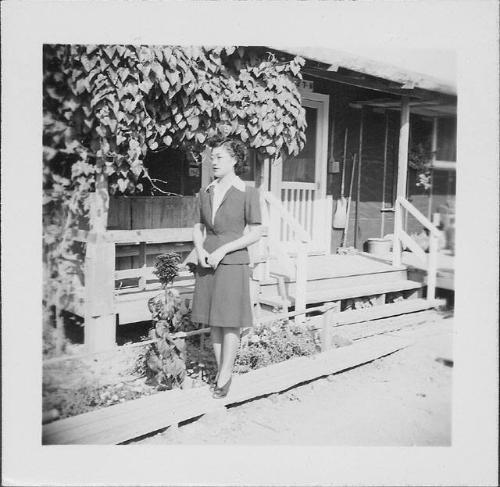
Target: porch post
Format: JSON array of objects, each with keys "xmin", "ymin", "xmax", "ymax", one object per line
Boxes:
[
  {"xmin": 427, "ymin": 116, "xmax": 438, "ymax": 219},
  {"xmin": 255, "ymin": 154, "xmax": 270, "ymax": 191},
  {"xmin": 269, "ymin": 155, "xmax": 282, "ymax": 240},
  {"xmin": 392, "ymin": 96, "xmax": 410, "ymax": 267},
  {"xmin": 201, "ymin": 147, "xmax": 213, "ymax": 187},
  {"xmin": 84, "ymin": 168, "xmax": 116, "ymax": 352},
  {"xmin": 252, "ymin": 155, "xmax": 271, "ymax": 282}
]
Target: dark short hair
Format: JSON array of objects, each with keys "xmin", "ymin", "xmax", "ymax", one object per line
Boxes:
[{"xmin": 207, "ymin": 135, "xmax": 249, "ymax": 175}]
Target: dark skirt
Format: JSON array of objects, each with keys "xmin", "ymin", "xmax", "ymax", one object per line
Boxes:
[{"xmin": 191, "ymin": 263, "xmax": 254, "ymax": 328}]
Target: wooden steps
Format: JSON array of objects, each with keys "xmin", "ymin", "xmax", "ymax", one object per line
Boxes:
[
  {"xmin": 260, "ymin": 279, "xmax": 423, "ymax": 309},
  {"xmin": 262, "ymin": 253, "xmax": 407, "ymax": 282},
  {"xmin": 407, "ymin": 266, "xmax": 455, "ymax": 292},
  {"xmin": 42, "ymin": 334, "xmax": 410, "ymax": 445},
  {"xmin": 256, "ymin": 253, "xmax": 412, "ymax": 303},
  {"xmin": 307, "ymin": 298, "xmax": 444, "ymax": 330}
]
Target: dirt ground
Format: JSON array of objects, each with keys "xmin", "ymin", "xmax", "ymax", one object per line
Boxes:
[{"xmin": 134, "ymin": 312, "xmax": 453, "ymax": 446}]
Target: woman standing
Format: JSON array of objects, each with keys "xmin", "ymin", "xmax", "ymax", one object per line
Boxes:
[{"xmin": 191, "ymin": 136, "xmax": 263, "ymax": 398}]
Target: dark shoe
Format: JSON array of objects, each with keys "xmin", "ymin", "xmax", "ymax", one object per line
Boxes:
[
  {"xmin": 212, "ymin": 376, "xmax": 232, "ymax": 399},
  {"xmin": 209, "ymin": 373, "xmax": 219, "ymax": 391}
]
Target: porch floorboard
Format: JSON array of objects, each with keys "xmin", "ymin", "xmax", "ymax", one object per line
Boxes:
[{"xmin": 268, "ymin": 253, "xmax": 406, "ymax": 282}]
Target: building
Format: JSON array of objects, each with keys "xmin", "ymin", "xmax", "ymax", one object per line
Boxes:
[{"xmin": 68, "ymin": 46, "xmax": 457, "ymax": 351}]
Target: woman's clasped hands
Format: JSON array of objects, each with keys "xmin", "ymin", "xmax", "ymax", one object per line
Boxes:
[{"xmin": 197, "ymin": 246, "xmax": 226, "ymax": 269}]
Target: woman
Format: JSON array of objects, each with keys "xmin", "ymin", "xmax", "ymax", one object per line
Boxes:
[{"xmin": 191, "ymin": 135, "xmax": 263, "ymax": 398}]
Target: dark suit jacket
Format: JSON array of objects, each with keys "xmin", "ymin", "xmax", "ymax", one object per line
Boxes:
[{"xmin": 197, "ymin": 182, "xmax": 262, "ymax": 264}]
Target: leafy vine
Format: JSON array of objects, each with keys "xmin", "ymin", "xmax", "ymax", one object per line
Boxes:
[
  {"xmin": 408, "ymin": 142, "xmax": 435, "ymax": 191},
  {"xmin": 43, "ymin": 45, "xmax": 307, "ymax": 352}
]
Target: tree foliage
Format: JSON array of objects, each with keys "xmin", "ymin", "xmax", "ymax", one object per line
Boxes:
[
  {"xmin": 42, "ymin": 45, "xmax": 307, "ymax": 353},
  {"xmin": 43, "ymin": 45, "xmax": 307, "ymax": 196},
  {"xmin": 408, "ymin": 142, "xmax": 434, "ymax": 191}
]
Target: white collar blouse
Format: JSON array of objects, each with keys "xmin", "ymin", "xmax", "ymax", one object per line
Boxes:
[{"xmin": 206, "ymin": 174, "xmax": 246, "ymax": 225}]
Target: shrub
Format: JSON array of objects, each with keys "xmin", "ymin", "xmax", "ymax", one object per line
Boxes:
[
  {"xmin": 137, "ymin": 252, "xmax": 192, "ymax": 390},
  {"xmin": 235, "ymin": 320, "xmax": 318, "ymax": 373}
]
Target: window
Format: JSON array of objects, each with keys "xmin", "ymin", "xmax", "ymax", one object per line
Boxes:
[
  {"xmin": 239, "ymin": 148, "xmax": 257, "ymax": 184},
  {"xmin": 140, "ymin": 148, "xmax": 201, "ymax": 196}
]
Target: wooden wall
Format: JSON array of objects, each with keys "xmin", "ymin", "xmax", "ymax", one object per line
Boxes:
[
  {"xmin": 107, "ymin": 195, "xmax": 198, "ymax": 272},
  {"xmin": 306, "ymin": 75, "xmax": 456, "ymax": 251},
  {"xmin": 107, "ymin": 195, "xmax": 198, "ymax": 230}
]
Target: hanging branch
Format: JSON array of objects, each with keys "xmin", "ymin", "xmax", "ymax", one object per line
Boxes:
[{"xmin": 143, "ymin": 176, "xmax": 182, "ymax": 197}]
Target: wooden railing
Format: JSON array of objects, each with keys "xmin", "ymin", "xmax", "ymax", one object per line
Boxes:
[
  {"xmin": 280, "ymin": 187, "xmax": 316, "ymax": 241},
  {"xmin": 110, "ymin": 228, "xmax": 194, "ymax": 292},
  {"xmin": 392, "ymin": 197, "xmax": 439, "ymax": 301},
  {"xmin": 75, "ymin": 193, "xmax": 312, "ymax": 349},
  {"xmin": 72, "ymin": 227, "xmax": 195, "ymax": 351},
  {"xmin": 254, "ymin": 190, "xmax": 312, "ymax": 324}
]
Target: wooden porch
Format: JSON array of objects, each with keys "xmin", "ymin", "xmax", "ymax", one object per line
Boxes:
[
  {"xmin": 66, "ymin": 247, "xmax": 436, "ymax": 327},
  {"xmin": 63, "ymin": 184, "xmax": 444, "ymax": 357},
  {"xmin": 61, "ymin": 52, "xmax": 456, "ymax": 353},
  {"xmin": 403, "ymin": 249, "xmax": 455, "ymax": 291}
]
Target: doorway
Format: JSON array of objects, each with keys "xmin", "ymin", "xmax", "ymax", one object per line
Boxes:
[{"xmin": 270, "ymin": 92, "xmax": 330, "ymax": 252}]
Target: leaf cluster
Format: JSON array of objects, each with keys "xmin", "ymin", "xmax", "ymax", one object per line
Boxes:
[
  {"xmin": 409, "ymin": 142, "xmax": 434, "ymax": 191},
  {"xmin": 43, "ymin": 45, "xmax": 307, "ymax": 197},
  {"xmin": 144, "ymin": 287, "xmax": 192, "ymax": 389},
  {"xmin": 152, "ymin": 251, "xmax": 181, "ymax": 287},
  {"xmin": 235, "ymin": 320, "xmax": 318, "ymax": 373}
]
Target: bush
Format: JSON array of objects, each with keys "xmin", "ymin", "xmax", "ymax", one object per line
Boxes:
[
  {"xmin": 138, "ymin": 252, "xmax": 194, "ymax": 390},
  {"xmin": 235, "ymin": 320, "xmax": 318, "ymax": 373},
  {"xmin": 42, "ymin": 306, "xmax": 72, "ymax": 358}
]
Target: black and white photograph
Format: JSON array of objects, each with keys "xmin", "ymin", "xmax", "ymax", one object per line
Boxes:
[{"xmin": 2, "ymin": 1, "xmax": 498, "ymax": 486}]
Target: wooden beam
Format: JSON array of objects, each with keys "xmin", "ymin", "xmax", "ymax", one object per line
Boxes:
[
  {"xmin": 256, "ymin": 155, "xmax": 270, "ymax": 191},
  {"xmin": 105, "ymin": 228, "xmax": 193, "ymax": 244},
  {"xmin": 381, "ymin": 111, "xmax": 389, "ymax": 237},
  {"xmin": 392, "ymin": 96, "xmax": 410, "ymax": 267},
  {"xmin": 305, "ymin": 68, "xmax": 416, "ymax": 98},
  {"xmin": 327, "ymin": 297, "xmax": 443, "ymax": 328},
  {"xmin": 397, "ymin": 97, "xmax": 411, "ymax": 199},
  {"xmin": 399, "ymin": 230, "xmax": 428, "ymax": 264},
  {"xmin": 354, "ymin": 108, "xmax": 364, "ymax": 249},
  {"xmin": 398, "ymin": 197, "xmax": 438, "ymax": 233},
  {"xmin": 84, "ymin": 166, "xmax": 117, "ymax": 352},
  {"xmin": 350, "ymin": 98, "xmax": 450, "ymax": 109},
  {"xmin": 201, "ymin": 146, "xmax": 212, "ymax": 188},
  {"xmin": 320, "ymin": 302, "xmax": 339, "ymax": 351},
  {"xmin": 294, "ymin": 242, "xmax": 307, "ymax": 325},
  {"xmin": 42, "ymin": 334, "xmax": 411, "ymax": 444},
  {"xmin": 427, "ymin": 215, "xmax": 439, "ymax": 302},
  {"xmin": 89, "ymin": 168, "xmax": 109, "ymax": 234},
  {"xmin": 428, "ymin": 117, "xmax": 438, "ymax": 218},
  {"xmin": 84, "ymin": 238, "xmax": 116, "ymax": 352},
  {"xmin": 432, "ymin": 160, "xmax": 456, "ymax": 171},
  {"xmin": 269, "ymin": 156, "xmax": 282, "ymax": 243}
]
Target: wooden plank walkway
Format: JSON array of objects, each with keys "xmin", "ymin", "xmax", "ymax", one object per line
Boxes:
[
  {"xmin": 304, "ymin": 297, "xmax": 442, "ymax": 330},
  {"xmin": 42, "ymin": 334, "xmax": 410, "ymax": 445}
]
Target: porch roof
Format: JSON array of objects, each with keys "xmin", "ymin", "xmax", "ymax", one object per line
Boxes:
[
  {"xmin": 349, "ymin": 97, "xmax": 457, "ymax": 118},
  {"xmin": 269, "ymin": 46, "xmax": 457, "ymax": 103}
]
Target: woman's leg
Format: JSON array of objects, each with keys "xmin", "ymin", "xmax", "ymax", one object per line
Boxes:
[
  {"xmin": 210, "ymin": 326, "xmax": 223, "ymax": 375},
  {"xmin": 217, "ymin": 327, "xmax": 241, "ymax": 387}
]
